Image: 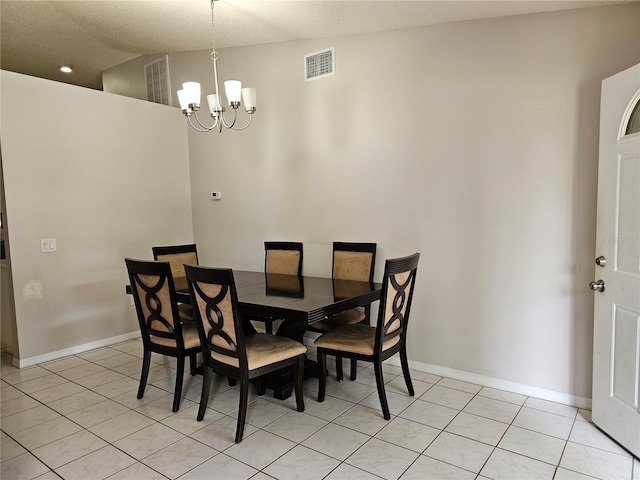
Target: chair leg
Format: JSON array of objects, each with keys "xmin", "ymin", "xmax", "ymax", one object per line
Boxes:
[
  {"xmin": 172, "ymin": 356, "xmax": 185, "ymax": 412},
  {"xmin": 351, "ymin": 314, "xmax": 369, "ymax": 381},
  {"xmin": 294, "ymin": 355, "xmax": 305, "ymax": 412},
  {"xmin": 189, "ymin": 353, "xmax": 197, "ymax": 375},
  {"xmin": 317, "ymin": 348, "xmax": 327, "ymax": 402},
  {"xmin": 235, "ymin": 378, "xmax": 250, "ymax": 443},
  {"xmin": 256, "ymin": 377, "xmax": 266, "ymax": 396},
  {"xmin": 137, "ymin": 349, "xmax": 151, "ymax": 399},
  {"xmin": 364, "ymin": 305, "xmax": 371, "ymax": 325},
  {"xmin": 197, "ymin": 365, "xmax": 212, "ymax": 421},
  {"xmin": 400, "ymin": 344, "xmax": 415, "ymax": 396},
  {"xmin": 265, "ymin": 321, "xmax": 273, "ymax": 334},
  {"xmin": 373, "ymin": 361, "xmax": 391, "ymax": 420},
  {"xmin": 228, "ymin": 377, "xmax": 237, "ymax": 387},
  {"xmin": 336, "ymin": 355, "xmax": 344, "ymax": 382}
]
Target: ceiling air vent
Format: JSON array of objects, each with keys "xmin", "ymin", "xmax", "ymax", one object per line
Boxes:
[
  {"xmin": 305, "ymin": 48, "xmax": 335, "ymax": 82},
  {"xmin": 144, "ymin": 55, "xmax": 171, "ymax": 106}
]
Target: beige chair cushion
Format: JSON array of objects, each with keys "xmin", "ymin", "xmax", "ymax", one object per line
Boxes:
[
  {"xmin": 310, "ymin": 308, "xmax": 366, "ymax": 332},
  {"xmin": 134, "ymin": 274, "xmax": 174, "ymax": 334},
  {"xmin": 314, "ymin": 324, "xmax": 399, "ymax": 355},
  {"xmin": 213, "ymin": 334, "xmax": 306, "ymax": 370},
  {"xmin": 380, "ymin": 270, "xmax": 414, "ymax": 335},
  {"xmin": 178, "ymin": 304, "xmax": 195, "ymax": 322},
  {"xmin": 265, "ymin": 250, "xmax": 301, "ymax": 275},
  {"xmin": 333, "ymin": 251, "xmax": 373, "ymax": 282},
  {"xmin": 246, "ymin": 335, "xmax": 307, "ymax": 370},
  {"xmin": 156, "ymin": 252, "xmax": 198, "ymax": 279},
  {"xmin": 193, "ymin": 283, "xmax": 238, "ymax": 348},
  {"xmin": 150, "ymin": 321, "xmax": 201, "ymax": 350}
]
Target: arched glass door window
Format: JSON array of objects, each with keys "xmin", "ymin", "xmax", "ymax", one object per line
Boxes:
[{"xmin": 626, "ymin": 97, "xmax": 640, "ymax": 135}]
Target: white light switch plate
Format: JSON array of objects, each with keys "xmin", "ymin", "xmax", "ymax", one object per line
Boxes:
[{"xmin": 41, "ymin": 238, "xmax": 57, "ymax": 253}]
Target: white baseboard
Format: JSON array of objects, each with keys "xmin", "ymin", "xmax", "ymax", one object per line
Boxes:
[
  {"xmin": 14, "ymin": 331, "xmax": 141, "ymax": 368},
  {"xmin": 304, "ymin": 334, "xmax": 592, "ymax": 410},
  {"xmin": 384, "ymin": 356, "xmax": 592, "ymax": 410}
]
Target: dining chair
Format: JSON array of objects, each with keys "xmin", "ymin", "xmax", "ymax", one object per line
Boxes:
[
  {"xmin": 264, "ymin": 241, "xmax": 304, "ymax": 276},
  {"xmin": 252, "ymin": 241, "xmax": 304, "ymax": 334},
  {"xmin": 185, "ymin": 264, "xmax": 306, "ymax": 443},
  {"xmin": 315, "ymin": 252, "xmax": 420, "ymax": 420},
  {"xmin": 125, "ymin": 258, "xmax": 200, "ymax": 412},
  {"xmin": 152, "ymin": 244, "xmax": 198, "ymax": 323},
  {"xmin": 308, "ymin": 242, "xmax": 376, "ymax": 381}
]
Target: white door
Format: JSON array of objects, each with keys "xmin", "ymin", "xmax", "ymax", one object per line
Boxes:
[{"xmin": 592, "ymin": 63, "xmax": 640, "ymax": 458}]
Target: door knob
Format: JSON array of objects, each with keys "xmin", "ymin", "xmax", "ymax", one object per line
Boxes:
[
  {"xmin": 589, "ymin": 280, "xmax": 606, "ymax": 292},
  {"xmin": 595, "ymin": 256, "xmax": 606, "ymax": 267}
]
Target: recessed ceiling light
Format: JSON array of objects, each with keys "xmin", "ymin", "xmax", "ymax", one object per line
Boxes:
[{"xmin": 60, "ymin": 66, "xmax": 73, "ymax": 73}]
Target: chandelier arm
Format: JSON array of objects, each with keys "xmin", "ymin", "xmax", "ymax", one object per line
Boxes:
[
  {"xmin": 221, "ymin": 109, "xmax": 238, "ymax": 129},
  {"xmin": 187, "ymin": 116, "xmax": 213, "ymax": 133},
  {"xmin": 228, "ymin": 114, "xmax": 253, "ymax": 131},
  {"xmin": 188, "ymin": 113, "xmax": 219, "ymax": 132},
  {"xmin": 193, "ymin": 110, "xmax": 214, "ymax": 129}
]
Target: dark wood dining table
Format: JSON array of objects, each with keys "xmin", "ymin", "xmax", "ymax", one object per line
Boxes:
[
  {"xmin": 128, "ymin": 270, "xmax": 382, "ymax": 399},
  {"xmin": 170, "ymin": 271, "xmax": 381, "ymax": 326}
]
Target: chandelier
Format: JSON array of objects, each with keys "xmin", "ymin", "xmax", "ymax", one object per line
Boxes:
[{"xmin": 177, "ymin": 0, "xmax": 256, "ymax": 133}]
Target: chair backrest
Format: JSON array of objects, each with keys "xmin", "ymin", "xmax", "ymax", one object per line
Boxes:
[
  {"xmin": 374, "ymin": 253, "xmax": 420, "ymax": 353},
  {"xmin": 332, "ymin": 242, "xmax": 376, "ymax": 283},
  {"xmin": 125, "ymin": 258, "xmax": 185, "ymax": 349},
  {"xmin": 184, "ymin": 265, "xmax": 247, "ymax": 370},
  {"xmin": 264, "ymin": 242, "xmax": 303, "ymax": 276},
  {"xmin": 152, "ymin": 244, "xmax": 198, "ymax": 279}
]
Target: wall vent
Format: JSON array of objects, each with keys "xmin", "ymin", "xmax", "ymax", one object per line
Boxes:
[
  {"xmin": 305, "ymin": 48, "xmax": 334, "ymax": 82},
  {"xmin": 144, "ymin": 55, "xmax": 171, "ymax": 106}
]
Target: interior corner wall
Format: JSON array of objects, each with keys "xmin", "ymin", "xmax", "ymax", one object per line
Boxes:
[{"xmin": 0, "ymin": 71, "xmax": 193, "ymax": 363}]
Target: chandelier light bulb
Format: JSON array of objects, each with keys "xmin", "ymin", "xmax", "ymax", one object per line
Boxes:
[
  {"xmin": 177, "ymin": 89, "xmax": 190, "ymax": 112},
  {"xmin": 242, "ymin": 88, "xmax": 256, "ymax": 110},
  {"xmin": 224, "ymin": 81, "xmax": 242, "ymax": 105},
  {"xmin": 182, "ymin": 82, "xmax": 201, "ymax": 108}
]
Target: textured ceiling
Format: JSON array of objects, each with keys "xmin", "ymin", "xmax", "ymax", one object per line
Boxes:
[{"xmin": 1, "ymin": 0, "xmax": 635, "ymax": 90}]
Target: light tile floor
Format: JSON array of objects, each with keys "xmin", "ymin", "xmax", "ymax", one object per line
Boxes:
[{"xmin": 1, "ymin": 341, "xmax": 638, "ymax": 480}]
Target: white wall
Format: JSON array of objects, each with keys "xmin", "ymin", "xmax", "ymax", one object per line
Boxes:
[
  {"xmin": 158, "ymin": 4, "xmax": 638, "ymax": 401},
  {"xmin": 0, "ymin": 71, "xmax": 193, "ymax": 364}
]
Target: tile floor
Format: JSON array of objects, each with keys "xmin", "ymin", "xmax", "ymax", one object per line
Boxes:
[{"xmin": 1, "ymin": 340, "xmax": 638, "ymax": 480}]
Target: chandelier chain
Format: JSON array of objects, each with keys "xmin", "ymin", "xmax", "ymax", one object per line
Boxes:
[{"xmin": 211, "ymin": 0, "xmax": 217, "ymax": 58}]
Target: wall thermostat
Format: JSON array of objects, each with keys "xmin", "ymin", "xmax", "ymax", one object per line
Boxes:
[{"xmin": 210, "ymin": 191, "xmax": 221, "ymax": 200}]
